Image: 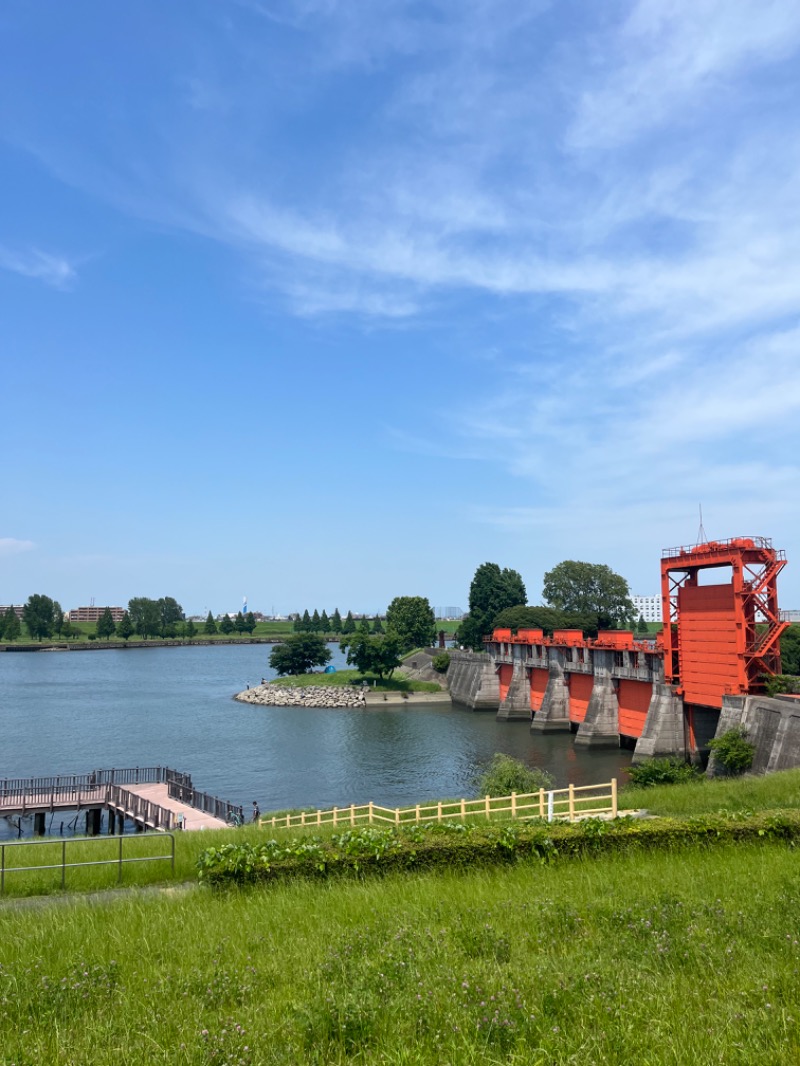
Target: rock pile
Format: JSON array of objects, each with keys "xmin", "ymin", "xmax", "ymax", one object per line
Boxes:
[{"xmin": 235, "ymin": 684, "xmax": 367, "ymax": 708}]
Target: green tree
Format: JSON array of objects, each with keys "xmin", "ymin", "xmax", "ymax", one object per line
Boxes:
[
  {"xmin": 244, "ymin": 612, "xmax": 256, "ymax": 635},
  {"xmin": 204, "ymin": 611, "xmax": 217, "ymax": 636},
  {"xmin": 23, "ymin": 594, "xmax": 56, "ymax": 641},
  {"xmin": 158, "ymin": 597, "xmax": 184, "ymax": 636},
  {"xmin": 311, "ymin": 609, "xmax": 321, "ymax": 633},
  {"xmin": 781, "ymin": 625, "xmax": 800, "ymax": 676},
  {"xmin": 385, "ymin": 596, "xmax": 436, "ymax": 653},
  {"xmin": 234, "ymin": 611, "xmax": 247, "ymax": 636},
  {"xmin": 542, "ymin": 560, "xmax": 633, "ymax": 629},
  {"xmin": 96, "ymin": 607, "xmax": 116, "ymax": 641},
  {"xmin": 61, "ymin": 617, "xmax": 74, "ymax": 641},
  {"xmin": 490, "ymin": 605, "xmax": 599, "ymax": 638},
  {"xmin": 116, "ymin": 611, "xmax": 134, "ymax": 641},
  {"xmin": 52, "ymin": 602, "xmax": 64, "ymax": 637},
  {"xmin": 320, "ymin": 609, "xmax": 330, "ymax": 633},
  {"xmin": 341, "ymin": 610, "xmax": 356, "ymax": 635},
  {"xmin": 371, "ymin": 615, "xmax": 384, "ymax": 634},
  {"xmin": 128, "ymin": 597, "xmax": 161, "ymax": 639},
  {"xmin": 300, "ymin": 610, "xmax": 312, "ymax": 632},
  {"xmin": 458, "ymin": 563, "xmax": 527, "ymax": 651},
  {"xmin": 636, "ymin": 615, "xmax": 648, "ymax": 635},
  {"xmin": 269, "ymin": 634, "xmax": 332, "ymax": 677},
  {"xmin": 331, "ymin": 608, "xmax": 342, "ymax": 634},
  {"xmin": 219, "ymin": 614, "xmax": 235, "ymax": 635},
  {"xmin": 2, "ymin": 606, "xmax": 21, "ymax": 642},
  {"xmin": 340, "ymin": 630, "xmax": 402, "ymax": 680},
  {"xmin": 185, "ymin": 618, "xmax": 197, "ymax": 640}
]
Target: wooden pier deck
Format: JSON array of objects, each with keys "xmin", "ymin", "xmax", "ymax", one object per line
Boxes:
[{"xmin": 0, "ymin": 767, "xmax": 242, "ymax": 834}]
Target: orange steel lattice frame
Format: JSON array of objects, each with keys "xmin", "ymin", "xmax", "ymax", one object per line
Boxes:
[{"xmin": 661, "ymin": 536, "xmax": 788, "ymax": 707}]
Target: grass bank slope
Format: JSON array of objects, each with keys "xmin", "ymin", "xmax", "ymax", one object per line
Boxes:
[
  {"xmin": 2, "ymin": 842, "xmax": 800, "ymax": 1064},
  {"xmin": 619, "ymin": 766, "xmax": 800, "ymax": 816}
]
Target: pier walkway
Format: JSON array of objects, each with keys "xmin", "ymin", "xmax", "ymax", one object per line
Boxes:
[{"xmin": 0, "ymin": 767, "xmax": 242, "ymax": 834}]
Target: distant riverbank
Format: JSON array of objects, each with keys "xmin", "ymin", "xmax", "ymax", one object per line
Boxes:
[{"xmin": 0, "ymin": 637, "xmax": 285, "ymax": 652}]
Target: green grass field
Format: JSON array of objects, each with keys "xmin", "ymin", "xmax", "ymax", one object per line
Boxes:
[
  {"xmin": 2, "ymin": 839, "xmax": 800, "ymax": 1064},
  {"xmin": 618, "ymin": 765, "xmax": 800, "ymax": 816}
]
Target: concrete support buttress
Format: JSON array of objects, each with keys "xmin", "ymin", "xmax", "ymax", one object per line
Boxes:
[
  {"xmin": 447, "ymin": 652, "xmax": 501, "ymax": 711},
  {"xmin": 575, "ymin": 650, "xmax": 620, "ymax": 748},
  {"xmin": 33, "ymin": 812, "xmax": 46, "ymax": 836},
  {"xmin": 633, "ymin": 684, "xmax": 686, "ymax": 762},
  {"xmin": 497, "ymin": 657, "xmax": 531, "ymax": 721},
  {"xmin": 85, "ymin": 808, "xmax": 102, "ymax": 836},
  {"xmin": 531, "ymin": 651, "xmax": 571, "ymax": 733}
]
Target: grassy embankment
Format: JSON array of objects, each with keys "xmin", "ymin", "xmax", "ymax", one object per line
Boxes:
[
  {"xmin": 5, "ymin": 768, "xmax": 800, "ymax": 901},
  {"xmin": 3, "ymin": 833, "xmax": 800, "ymax": 1063}
]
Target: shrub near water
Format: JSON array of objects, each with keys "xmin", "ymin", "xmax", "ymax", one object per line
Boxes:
[
  {"xmin": 626, "ymin": 757, "xmax": 700, "ymax": 789},
  {"xmin": 477, "ymin": 753, "xmax": 552, "ymax": 796},
  {"xmin": 709, "ymin": 727, "xmax": 756, "ymax": 774}
]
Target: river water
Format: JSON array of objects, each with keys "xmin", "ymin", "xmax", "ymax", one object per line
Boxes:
[{"xmin": 0, "ymin": 644, "xmax": 632, "ymax": 838}]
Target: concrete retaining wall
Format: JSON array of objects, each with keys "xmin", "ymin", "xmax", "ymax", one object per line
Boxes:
[
  {"xmin": 708, "ymin": 694, "xmax": 800, "ymax": 776},
  {"xmin": 447, "ymin": 651, "xmax": 500, "ymax": 710}
]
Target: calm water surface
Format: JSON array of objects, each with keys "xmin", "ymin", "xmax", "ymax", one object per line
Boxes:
[{"xmin": 0, "ymin": 644, "xmax": 631, "ymax": 836}]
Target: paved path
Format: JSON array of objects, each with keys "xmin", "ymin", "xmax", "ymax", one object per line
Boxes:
[{"xmin": 125, "ymin": 783, "xmax": 228, "ymax": 831}]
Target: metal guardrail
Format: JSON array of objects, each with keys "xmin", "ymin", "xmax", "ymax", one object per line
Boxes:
[
  {"xmin": 167, "ymin": 782, "xmax": 243, "ymax": 825},
  {"xmin": 662, "ymin": 536, "xmax": 775, "ymax": 558},
  {"xmin": 0, "ymin": 833, "xmax": 175, "ymax": 894}
]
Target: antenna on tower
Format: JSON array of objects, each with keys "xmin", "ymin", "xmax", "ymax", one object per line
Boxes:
[{"xmin": 696, "ymin": 504, "xmax": 707, "ymax": 546}]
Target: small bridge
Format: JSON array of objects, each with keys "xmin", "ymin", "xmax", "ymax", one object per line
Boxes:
[{"xmin": 0, "ymin": 767, "xmax": 243, "ymax": 835}]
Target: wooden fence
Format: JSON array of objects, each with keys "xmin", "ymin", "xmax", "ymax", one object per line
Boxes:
[{"xmin": 260, "ymin": 779, "xmax": 617, "ymax": 831}]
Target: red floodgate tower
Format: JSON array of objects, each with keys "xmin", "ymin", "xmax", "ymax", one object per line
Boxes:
[{"xmin": 661, "ymin": 536, "xmax": 788, "ymax": 710}]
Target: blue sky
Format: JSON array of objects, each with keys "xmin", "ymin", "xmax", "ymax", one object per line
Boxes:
[{"xmin": 2, "ymin": 0, "xmax": 800, "ymax": 617}]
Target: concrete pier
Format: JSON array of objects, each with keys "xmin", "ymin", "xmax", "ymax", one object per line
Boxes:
[
  {"xmin": 576, "ymin": 651, "xmax": 620, "ymax": 748},
  {"xmin": 531, "ymin": 653, "xmax": 571, "ymax": 733}
]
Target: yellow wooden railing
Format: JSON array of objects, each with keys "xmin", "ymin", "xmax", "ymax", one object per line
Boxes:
[{"xmin": 260, "ymin": 779, "xmax": 617, "ymax": 831}]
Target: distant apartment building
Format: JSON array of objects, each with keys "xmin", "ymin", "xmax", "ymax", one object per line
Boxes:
[
  {"xmin": 0, "ymin": 604, "xmax": 24, "ymax": 619},
  {"xmin": 69, "ymin": 606, "xmax": 126, "ymax": 623},
  {"xmin": 631, "ymin": 595, "xmax": 662, "ymax": 623}
]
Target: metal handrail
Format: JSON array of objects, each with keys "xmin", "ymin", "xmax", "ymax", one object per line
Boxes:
[
  {"xmin": 0, "ymin": 833, "xmax": 175, "ymax": 894},
  {"xmin": 167, "ymin": 782, "xmax": 243, "ymax": 825},
  {"xmin": 662, "ymin": 536, "xmax": 775, "ymax": 558}
]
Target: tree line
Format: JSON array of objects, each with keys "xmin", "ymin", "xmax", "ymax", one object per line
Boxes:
[
  {"xmin": 0, "ymin": 595, "xmax": 257, "ymax": 643},
  {"xmin": 270, "ymin": 596, "xmax": 436, "ymax": 677},
  {"xmin": 292, "ymin": 608, "xmax": 385, "ymax": 635},
  {"xmin": 455, "ymin": 559, "xmax": 639, "ymax": 652}
]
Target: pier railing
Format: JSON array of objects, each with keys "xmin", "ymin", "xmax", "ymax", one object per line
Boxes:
[
  {"xmin": 260, "ymin": 780, "xmax": 618, "ymax": 831},
  {"xmin": 106, "ymin": 786, "xmax": 176, "ymax": 831},
  {"xmin": 167, "ymin": 781, "xmax": 243, "ymax": 825}
]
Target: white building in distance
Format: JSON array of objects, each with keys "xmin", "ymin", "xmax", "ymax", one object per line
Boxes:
[{"xmin": 631, "ymin": 595, "xmax": 662, "ymax": 623}]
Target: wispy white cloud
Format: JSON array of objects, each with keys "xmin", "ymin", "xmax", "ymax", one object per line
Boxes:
[
  {"xmin": 568, "ymin": 0, "xmax": 800, "ymax": 152},
  {"xmin": 0, "ymin": 538, "xmax": 35, "ymax": 556},
  {"xmin": 0, "ymin": 246, "xmax": 77, "ymax": 288}
]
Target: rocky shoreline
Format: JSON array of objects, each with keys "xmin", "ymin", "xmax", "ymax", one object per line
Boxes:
[{"xmin": 234, "ymin": 684, "xmax": 368, "ymax": 708}]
